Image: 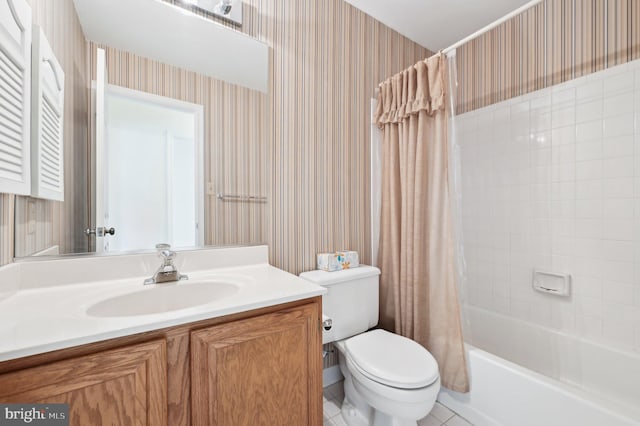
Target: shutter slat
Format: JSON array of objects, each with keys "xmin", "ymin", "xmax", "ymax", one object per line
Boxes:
[
  {"xmin": 0, "ymin": 123, "xmax": 22, "ymax": 147},
  {"xmin": 0, "ymin": 159, "xmax": 22, "ymax": 174},
  {"xmin": 0, "ymin": 80, "xmax": 22, "ymax": 106},
  {"xmin": 41, "ymin": 167, "xmax": 58, "ymax": 180},
  {"xmin": 0, "ymin": 98, "xmax": 21, "ymax": 123},
  {"xmin": 0, "ymin": 65, "xmax": 23, "ymax": 98},
  {"xmin": 0, "ymin": 149, "xmax": 21, "ymax": 166},
  {"xmin": 41, "ymin": 104, "xmax": 59, "ymax": 132},
  {"xmin": 0, "ymin": 46, "xmax": 25, "ymax": 185},
  {"xmin": 40, "ymin": 138, "xmax": 58, "ymax": 161},
  {"xmin": 42, "ymin": 162, "xmax": 59, "ymax": 176},
  {"xmin": 0, "ymin": 48, "xmax": 23, "ymax": 82},
  {"xmin": 0, "ymin": 85, "xmax": 22, "ymax": 113},
  {"xmin": 40, "ymin": 120, "xmax": 58, "ymax": 147},
  {"xmin": 36, "ymin": 92, "xmax": 63, "ymax": 193},
  {"xmin": 0, "ymin": 134, "xmax": 21, "ymax": 155},
  {"xmin": 0, "ymin": 107, "xmax": 21, "ymax": 134}
]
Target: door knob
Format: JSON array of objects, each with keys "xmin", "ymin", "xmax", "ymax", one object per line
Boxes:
[{"xmin": 85, "ymin": 227, "xmax": 116, "ymax": 237}]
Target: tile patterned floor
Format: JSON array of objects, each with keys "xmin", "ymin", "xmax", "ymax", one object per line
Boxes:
[{"xmin": 322, "ymin": 381, "xmax": 472, "ymax": 426}]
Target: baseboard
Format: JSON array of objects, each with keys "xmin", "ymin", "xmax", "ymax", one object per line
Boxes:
[{"xmin": 323, "ymin": 365, "xmax": 343, "ymax": 387}]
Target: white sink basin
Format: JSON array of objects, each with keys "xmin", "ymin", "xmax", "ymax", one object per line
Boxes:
[{"xmin": 86, "ymin": 281, "xmax": 239, "ymax": 317}]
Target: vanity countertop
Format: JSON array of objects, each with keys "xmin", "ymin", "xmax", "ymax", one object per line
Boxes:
[{"xmin": 0, "ymin": 246, "xmax": 325, "ymax": 362}]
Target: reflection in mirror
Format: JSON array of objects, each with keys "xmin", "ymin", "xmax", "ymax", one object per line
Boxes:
[
  {"xmin": 14, "ymin": 0, "xmax": 89, "ymax": 258},
  {"xmin": 97, "ymin": 85, "xmax": 204, "ymax": 253},
  {"xmin": 13, "ymin": 0, "xmax": 269, "ymax": 259},
  {"xmin": 73, "ymin": 0, "xmax": 268, "ymax": 92}
]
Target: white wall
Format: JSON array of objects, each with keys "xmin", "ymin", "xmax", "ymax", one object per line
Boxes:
[{"xmin": 456, "ymin": 59, "xmax": 640, "ymax": 355}]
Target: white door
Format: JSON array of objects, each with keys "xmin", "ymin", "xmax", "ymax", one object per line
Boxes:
[
  {"xmin": 93, "ymin": 47, "xmax": 112, "ymax": 253},
  {"xmin": 93, "ymin": 75, "xmax": 203, "ymax": 253}
]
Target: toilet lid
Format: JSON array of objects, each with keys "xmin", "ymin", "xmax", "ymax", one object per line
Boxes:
[{"xmin": 344, "ymin": 329, "xmax": 439, "ymax": 389}]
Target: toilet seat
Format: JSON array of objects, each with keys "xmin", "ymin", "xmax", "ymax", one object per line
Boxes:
[{"xmin": 343, "ymin": 329, "xmax": 439, "ymax": 389}]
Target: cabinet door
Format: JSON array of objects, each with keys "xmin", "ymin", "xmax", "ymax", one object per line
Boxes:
[
  {"xmin": 30, "ymin": 25, "xmax": 65, "ymax": 201},
  {"xmin": 191, "ymin": 303, "xmax": 322, "ymax": 426},
  {"xmin": 0, "ymin": 339, "xmax": 167, "ymax": 426},
  {"xmin": 0, "ymin": 0, "xmax": 32, "ymax": 195}
]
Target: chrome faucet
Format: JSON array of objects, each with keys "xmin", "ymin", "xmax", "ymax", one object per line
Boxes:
[{"xmin": 144, "ymin": 244, "xmax": 189, "ymax": 285}]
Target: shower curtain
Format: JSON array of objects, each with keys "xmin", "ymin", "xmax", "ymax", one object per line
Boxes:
[{"xmin": 374, "ymin": 53, "xmax": 469, "ymax": 392}]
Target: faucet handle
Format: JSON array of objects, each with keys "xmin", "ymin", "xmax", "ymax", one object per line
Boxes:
[
  {"xmin": 144, "ymin": 243, "xmax": 187, "ymax": 285},
  {"xmin": 155, "ymin": 243, "xmax": 176, "ymax": 262}
]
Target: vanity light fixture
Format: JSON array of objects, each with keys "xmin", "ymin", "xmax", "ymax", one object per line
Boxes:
[{"xmin": 179, "ymin": 0, "xmax": 242, "ymax": 26}]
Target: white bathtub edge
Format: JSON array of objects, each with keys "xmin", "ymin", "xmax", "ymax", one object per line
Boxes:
[{"xmin": 437, "ymin": 345, "xmax": 640, "ymax": 426}]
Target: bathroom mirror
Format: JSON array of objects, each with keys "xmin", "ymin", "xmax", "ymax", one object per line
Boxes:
[{"xmin": 11, "ymin": 0, "xmax": 269, "ymax": 259}]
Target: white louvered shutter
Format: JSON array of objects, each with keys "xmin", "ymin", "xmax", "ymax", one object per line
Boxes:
[
  {"xmin": 0, "ymin": 0, "xmax": 32, "ymax": 195},
  {"xmin": 31, "ymin": 26, "xmax": 64, "ymax": 200}
]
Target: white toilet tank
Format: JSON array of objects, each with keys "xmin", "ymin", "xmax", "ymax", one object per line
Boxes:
[{"xmin": 299, "ymin": 266, "xmax": 380, "ymax": 344}]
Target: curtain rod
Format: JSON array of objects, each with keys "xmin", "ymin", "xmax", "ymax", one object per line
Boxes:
[
  {"xmin": 374, "ymin": 0, "xmax": 544, "ymax": 96},
  {"xmin": 441, "ymin": 0, "xmax": 543, "ymax": 55}
]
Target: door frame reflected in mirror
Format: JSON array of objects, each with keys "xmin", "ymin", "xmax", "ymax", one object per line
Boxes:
[{"xmin": 90, "ymin": 84, "xmax": 205, "ymax": 253}]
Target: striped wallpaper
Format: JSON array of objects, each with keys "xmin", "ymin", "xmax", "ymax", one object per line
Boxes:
[
  {"xmin": 456, "ymin": 0, "xmax": 640, "ymax": 114},
  {"xmin": 252, "ymin": 0, "xmax": 430, "ymax": 273},
  {"xmin": 0, "ymin": 195, "xmax": 13, "ymax": 265}
]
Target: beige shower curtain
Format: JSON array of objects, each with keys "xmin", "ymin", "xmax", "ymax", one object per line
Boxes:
[{"xmin": 374, "ymin": 54, "xmax": 469, "ymax": 392}]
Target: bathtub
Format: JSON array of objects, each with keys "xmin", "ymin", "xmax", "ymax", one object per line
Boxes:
[{"xmin": 438, "ymin": 306, "xmax": 640, "ymax": 426}]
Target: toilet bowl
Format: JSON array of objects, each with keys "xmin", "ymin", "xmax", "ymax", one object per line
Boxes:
[
  {"xmin": 334, "ymin": 329, "xmax": 440, "ymax": 426},
  {"xmin": 299, "ymin": 266, "xmax": 441, "ymax": 425}
]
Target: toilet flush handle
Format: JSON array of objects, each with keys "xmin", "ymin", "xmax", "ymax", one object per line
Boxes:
[{"xmin": 322, "ymin": 315, "xmax": 332, "ymax": 331}]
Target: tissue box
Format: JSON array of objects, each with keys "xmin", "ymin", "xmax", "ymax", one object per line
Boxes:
[{"xmin": 317, "ymin": 251, "xmax": 359, "ymax": 271}]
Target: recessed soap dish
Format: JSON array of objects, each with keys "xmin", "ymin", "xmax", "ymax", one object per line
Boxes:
[{"xmin": 532, "ymin": 270, "xmax": 571, "ymax": 296}]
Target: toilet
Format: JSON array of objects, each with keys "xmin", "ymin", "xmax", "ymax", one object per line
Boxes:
[{"xmin": 300, "ymin": 266, "xmax": 440, "ymax": 426}]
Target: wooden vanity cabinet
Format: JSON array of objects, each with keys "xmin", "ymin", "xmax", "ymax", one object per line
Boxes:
[
  {"xmin": 0, "ymin": 298, "xmax": 322, "ymax": 426},
  {"xmin": 0, "ymin": 340, "xmax": 167, "ymax": 426},
  {"xmin": 191, "ymin": 302, "xmax": 321, "ymax": 426}
]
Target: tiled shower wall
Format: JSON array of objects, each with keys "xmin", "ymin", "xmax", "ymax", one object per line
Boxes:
[{"xmin": 457, "ymin": 59, "xmax": 640, "ymax": 353}]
